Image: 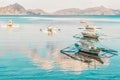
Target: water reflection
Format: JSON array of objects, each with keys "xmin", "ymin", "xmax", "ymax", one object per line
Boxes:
[
  {"xmin": 24, "ymin": 41, "xmax": 110, "ymax": 74},
  {"xmin": 0, "ymin": 37, "xmax": 112, "ymax": 75}
]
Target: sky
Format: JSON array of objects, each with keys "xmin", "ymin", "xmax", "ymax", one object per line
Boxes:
[{"xmin": 0, "ymin": 0, "xmax": 120, "ymax": 12}]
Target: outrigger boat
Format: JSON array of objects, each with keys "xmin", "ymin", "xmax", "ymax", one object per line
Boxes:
[
  {"xmin": 60, "ymin": 42, "xmax": 118, "ymax": 64},
  {"xmin": 60, "ymin": 22, "xmax": 118, "ymax": 64},
  {"xmin": 81, "ymin": 25, "xmax": 99, "ymax": 39},
  {"xmin": 80, "ymin": 20, "xmax": 87, "ymax": 23},
  {"xmin": 7, "ymin": 20, "xmax": 13, "ymax": 28},
  {"xmin": 40, "ymin": 24, "xmax": 61, "ymax": 36},
  {"xmin": 45, "ymin": 26, "xmax": 55, "ymax": 35},
  {"xmin": 1, "ymin": 20, "xmax": 20, "ymax": 29},
  {"xmin": 77, "ymin": 24, "xmax": 101, "ymax": 39}
]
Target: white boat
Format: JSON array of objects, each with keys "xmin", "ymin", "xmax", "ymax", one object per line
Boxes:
[
  {"xmin": 81, "ymin": 25, "xmax": 99, "ymax": 39},
  {"xmin": 40, "ymin": 24, "xmax": 61, "ymax": 35},
  {"xmin": 0, "ymin": 20, "xmax": 20, "ymax": 29},
  {"xmin": 80, "ymin": 20, "xmax": 87, "ymax": 23},
  {"xmin": 7, "ymin": 20, "xmax": 13, "ymax": 27}
]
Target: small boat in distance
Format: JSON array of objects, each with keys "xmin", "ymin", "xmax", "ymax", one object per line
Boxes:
[
  {"xmin": 81, "ymin": 25, "xmax": 99, "ymax": 39},
  {"xmin": 47, "ymin": 26, "xmax": 53, "ymax": 34},
  {"xmin": 40, "ymin": 24, "xmax": 61, "ymax": 36},
  {"xmin": 7, "ymin": 20, "xmax": 13, "ymax": 28},
  {"xmin": 81, "ymin": 32, "xmax": 99, "ymax": 39},
  {"xmin": 80, "ymin": 20, "xmax": 87, "ymax": 23},
  {"xmin": 0, "ymin": 20, "xmax": 20, "ymax": 29}
]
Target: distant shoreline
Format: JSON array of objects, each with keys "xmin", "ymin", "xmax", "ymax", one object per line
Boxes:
[
  {"xmin": 0, "ymin": 14, "xmax": 120, "ymax": 16},
  {"xmin": 1, "ymin": 3, "xmax": 120, "ymax": 15}
]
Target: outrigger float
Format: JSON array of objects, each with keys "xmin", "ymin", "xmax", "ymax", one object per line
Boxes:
[{"xmin": 60, "ymin": 22, "xmax": 118, "ymax": 64}]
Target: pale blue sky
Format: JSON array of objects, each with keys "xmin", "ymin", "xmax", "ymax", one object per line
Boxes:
[{"xmin": 0, "ymin": 0, "xmax": 120, "ymax": 12}]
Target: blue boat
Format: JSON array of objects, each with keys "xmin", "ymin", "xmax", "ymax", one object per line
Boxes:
[{"xmin": 60, "ymin": 23, "xmax": 118, "ymax": 63}]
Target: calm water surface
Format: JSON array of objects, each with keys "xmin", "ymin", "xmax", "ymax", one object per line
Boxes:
[{"xmin": 0, "ymin": 15, "xmax": 120, "ymax": 80}]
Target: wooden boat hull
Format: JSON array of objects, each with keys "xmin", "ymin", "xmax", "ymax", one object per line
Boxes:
[
  {"xmin": 83, "ymin": 35, "xmax": 99, "ymax": 39},
  {"xmin": 75, "ymin": 52, "xmax": 104, "ymax": 64},
  {"xmin": 79, "ymin": 50, "xmax": 99, "ymax": 56},
  {"xmin": 60, "ymin": 51, "xmax": 104, "ymax": 64},
  {"xmin": 82, "ymin": 33, "xmax": 99, "ymax": 39}
]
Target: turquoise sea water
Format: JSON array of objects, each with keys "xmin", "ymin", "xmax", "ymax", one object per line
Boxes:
[{"xmin": 0, "ymin": 15, "xmax": 120, "ymax": 80}]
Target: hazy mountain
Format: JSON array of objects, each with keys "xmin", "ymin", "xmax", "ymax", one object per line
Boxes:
[
  {"xmin": 27, "ymin": 9, "xmax": 47, "ymax": 15},
  {"xmin": 82, "ymin": 6, "xmax": 115, "ymax": 15},
  {"xmin": 0, "ymin": 3, "xmax": 120, "ymax": 15},
  {"xmin": 54, "ymin": 6, "xmax": 120, "ymax": 15},
  {"xmin": 54, "ymin": 8, "xmax": 82, "ymax": 15},
  {"xmin": 113, "ymin": 9, "xmax": 120, "ymax": 14},
  {"xmin": 0, "ymin": 3, "xmax": 47, "ymax": 15},
  {"xmin": 0, "ymin": 3, "xmax": 26, "ymax": 15}
]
